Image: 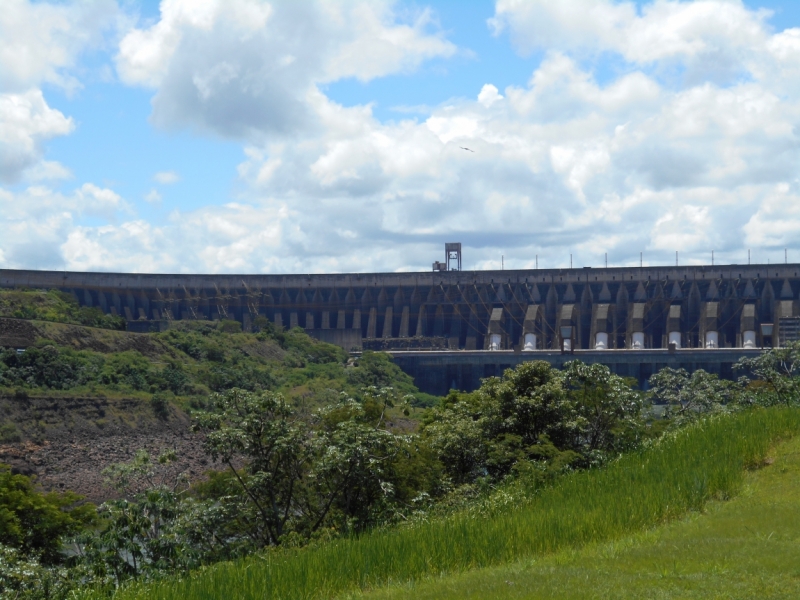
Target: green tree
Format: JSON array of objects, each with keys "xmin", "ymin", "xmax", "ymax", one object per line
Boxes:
[
  {"xmin": 648, "ymin": 368, "xmax": 744, "ymax": 421},
  {"xmin": 308, "ymin": 399, "xmax": 404, "ymax": 533},
  {"xmin": 0, "ymin": 465, "xmax": 95, "ymax": 565},
  {"xmin": 193, "ymin": 389, "xmax": 310, "ymax": 547},
  {"xmin": 737, "ymin": 341, "xmax": 800, "ymax": 406},
  {"xmin": 193, "ymin": 388, "xmax": 424, "ymax": 545},
  {"xmin": 0, "ymin": 544, "xmax": 76, "ymax": 599},
  {"xmin": 425, "ymin": 361, "xmax": 648, "ymax": 483},
  {"xmin": 563, "ymin": 361, "xmax": 646, "ymax": 461},
  {"xmin": 422, "ymin": 393, "xmax": 488, "ymax": 485},
  {"xmin": 77, "ymin": 450, "xmax": 196, "ymax": 585}
]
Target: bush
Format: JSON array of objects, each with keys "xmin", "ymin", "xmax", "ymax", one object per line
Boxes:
[
  {"xmin": 150, "ymin": 393, "xmax": 170, "ymax": 420},
  {"xmin": 219, "ymin": 320, "xmax": 242, "ymax": 334},
  {"xmin": 0, "ymin": 423, "xmax": 20, "ymax": 443},
  {"xmin": 0, "ymin": 464, "xmax": 95, "ymax": 564}
]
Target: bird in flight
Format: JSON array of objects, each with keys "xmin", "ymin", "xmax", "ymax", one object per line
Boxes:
[{"xmin": 460, "ymin": 146, "xmax": 474, "ymax": 152}]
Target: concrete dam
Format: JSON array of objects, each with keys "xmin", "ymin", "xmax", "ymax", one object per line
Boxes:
[{"xmin": 3, "ymin": 262, "xmax": 799, "ymax": 395}]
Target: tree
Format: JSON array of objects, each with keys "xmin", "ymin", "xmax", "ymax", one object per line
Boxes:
[
  {"xmin": 425, "ymin": 361, "xmax": 649, "ymax": 483},
  {"xmin": 648, "ymin": 367, "xmax": 744, "ymax": 421},
  {"xmin": 193, "ymin": 389, "xmax": 309, "ymax": 547},
  {"xmin": 737, "ymin": 341, "xmax": 800, "ymax": 406},
  {"xmin": 0, "ymin": 544, "xmax": 75, "ymax": 599},
  {"xmin": 0, "ymin": 465, "xmax": 95, "ymax": 565},
  {"xmin": 193, "ymin": 388, "xmax": 423, "ymax": 545},
  {"xmin": 307, "ymin": 398, "xmax": 404, "ymax": 533},
  {"xmin": 76, "ymin": 450, "xmax": 193, "ymax": 585},
  {"xmin": 478, "ymin": 361, "xmax": 575, "ymax": 449},
  {"xmin": 422, "ymin": 396, "xmax": 488, "ymax": 485},
  {"xmin": 563, "ymin": 361, "xmax": 646, "ymax": 461}
]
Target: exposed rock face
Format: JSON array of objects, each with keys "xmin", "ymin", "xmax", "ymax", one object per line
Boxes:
[{"xmin": 0, "ymin": 394, "xmax": 217, "ymax": 503}]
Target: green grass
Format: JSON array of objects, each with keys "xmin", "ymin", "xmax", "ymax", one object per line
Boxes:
[
  {"xmin": 358, "ymin": 427, "xmax": 800, "ymax": 599},
  {"xmin": 78, "ymin": 407, "xmax": 800, "ymax": 600}
]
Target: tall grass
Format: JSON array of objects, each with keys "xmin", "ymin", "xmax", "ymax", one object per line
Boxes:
[{"xmin": 84, "ymin": 407, "xmax": 800, "ymax": 600}]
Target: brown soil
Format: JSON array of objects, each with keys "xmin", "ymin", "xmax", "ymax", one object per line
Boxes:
[
  {"xmin": 0, "ymin": 394, "xmax": 220, "ymax": 503},
  {"xmin": 0, "ymin": 318, "xmax": 38, "ymax": 348}
]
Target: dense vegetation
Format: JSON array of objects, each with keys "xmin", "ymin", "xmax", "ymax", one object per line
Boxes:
[
  {"xmin": 361, "ymin": 431, "xmax": 800, "ymax": 599},
  {"xmin": 0, "ymin": 316, "xmax": 434, "ymax": 408},
  {"xmin": 4, "ymin": 290, "xmax": 800, "ymax": 598},
  {"xmin": 79, "ymin": 408, "xmax": 800, "ymax": 600},
  {"xmin": 0, "ymin": 290, "xmax": 125, "ymax": 330}
]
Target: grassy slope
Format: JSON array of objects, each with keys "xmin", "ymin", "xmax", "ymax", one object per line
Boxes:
[
  {"xmin": 81, "ymin": 408, "xmax": 800, "ymax": 600},
  {"xmin": 359, "ymin": 430, "xmax": 800, "ymax": 599},
  {"xmin": 0, "ymin": 289, "xmax": 124, "ymax": 329}
]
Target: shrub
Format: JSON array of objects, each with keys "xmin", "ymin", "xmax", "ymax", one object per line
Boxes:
[
  {"xmin": 219, "ymin": 320, "xmax": 242, "ymax": 334},
  {"xmin": 150, "ymin": 393, "xmax": 170, "ymax": 420}
]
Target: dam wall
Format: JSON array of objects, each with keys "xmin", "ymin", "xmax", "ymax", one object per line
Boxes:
[{"xmin": 3, "ymin": 264, "xmax": 798, "ymax": 392}]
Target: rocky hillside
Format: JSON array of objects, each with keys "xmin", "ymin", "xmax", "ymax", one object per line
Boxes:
[
  {"xmin": 0, "ymin": 393, "xmax": 206, "ymax": 503},
  {"xmin": 0, "ymin": 290, "xmax": 432, "ymax": 503}
]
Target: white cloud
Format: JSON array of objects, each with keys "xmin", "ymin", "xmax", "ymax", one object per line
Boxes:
[
  {"xmin": 490, "ymin": 0, "xmax": 769, "ymax": 80},
  {"xmin": 0, "ymin": 182, "xmax": 128, "ymax": 269},
  {"xmin": 0, "ymin": 90, "xmax": 74, "ymax": 183},
  {"xmin": 153, "ymin": 170, "xmax": 180, "ymax": 184},
  {"xmin": 115, "ymin": 0, "xmax": 456, "ymax": 139},
  {"xmin": 0, "ymin": 0, "xmax": 118, "ymax": 93},
  {"xmin": 477, "ymin": 84, "xmax": 503, "ymax": 108},
  {"xmin": 0, "ymin": 1, "xmax": 120, "ymax": 184},
  {"xmin": 6, "ymin": 0, "xmax": 800, "ymax": 273},
  {"xmin": 144, "ymin": 189, "xmax": 162, "ymax": 204},
  {"xmin": 22, "ymin": 160, "xmax": 72, "ymax": 183}
]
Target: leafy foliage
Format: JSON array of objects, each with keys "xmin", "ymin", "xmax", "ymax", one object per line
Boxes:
[
  {"xmin": 0, "ymin": 289, "xmax": 125, "ymax": 330},
  {"xmin": 649, "ymin": 367, "xmax": 746, "ymax": 422},
  {"xmin": 0, "ymin": 465, "xmax": 95, "ymax": 565},
  {"xmin": 0, "ymin": 544, "xmax": 77, "ymax": 600},
  {"xmin": 736, "ymin": 341, "xmax": 800, "ymax": 406},
  {"xmin": 563, "ymin": 361, "xmax": 648, "ymax": 462},
  {"xmin": 423, "ymin": 361, "xmax": 648, "ymax": 484},
  {"xmin": 193, "ymin": 387, "xmax": 414, "ymax": 546}
]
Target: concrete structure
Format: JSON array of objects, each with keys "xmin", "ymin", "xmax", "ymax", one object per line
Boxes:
[
  {"xmin": 388, "ymin": 348, "xmax": 762, "ymax": 396},
  {"xmin": 3, "ymin": 264, "xmax": 799, "ymax": 392}
]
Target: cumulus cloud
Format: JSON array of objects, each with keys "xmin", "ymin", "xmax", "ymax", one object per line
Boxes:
[
  {"xmin": 5, "ymin": 0, "xmax": 800, "ymax": 273},
  {"xmin": 489, "ymin": 0, "xmax": 770, "ymax": 83},
  {"xmin": 116, "ymin": 0, "xmax": 456, "ymax": 139},
  {"xmin": 0, "ymin": 183, "xmax": 128, "ymax": 270},
  {"xmin": 0, "ymin": 0, "xmax": 118, "ymax": 93},
  {"xmin": 0, "ymin": 90, "xmax": 74, "ymax": 183},
  {"xmin": 0, "ymin": 1, "xmax": 119, "ymax": 184},
  {"xmin": 58, "ymin": 202, "xmax": 292, "ymax": 273},
  {"xmin": 209, "ymin": 6, "xmax": 800, "ymax": 273}
]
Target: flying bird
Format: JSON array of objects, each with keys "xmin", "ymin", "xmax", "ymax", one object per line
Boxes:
[{"xmin": 460, "ymin": 146, "xmax": 474, "ymax": 152}]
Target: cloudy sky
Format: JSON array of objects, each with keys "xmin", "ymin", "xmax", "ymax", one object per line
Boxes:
[{"xmin": 2, "ymin": 0, "xmax": 800, "ymax": 274}]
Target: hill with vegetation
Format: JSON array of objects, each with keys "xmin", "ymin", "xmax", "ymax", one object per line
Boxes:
[
  {"xmin": 0, "ymin": 289, "xmax": 126, "ymax": 330},
  {"xmin": 3, "ymin": 288, "xmax": 800, "ymax": 599},
  {"xmin": 0, "ymin": 289, "xmax": 435, "ymax": 503}
]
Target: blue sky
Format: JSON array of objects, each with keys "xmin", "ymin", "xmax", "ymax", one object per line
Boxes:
[{"xmin": 3, "ymin": 0, "xmax": 800, "ymax": 273}]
